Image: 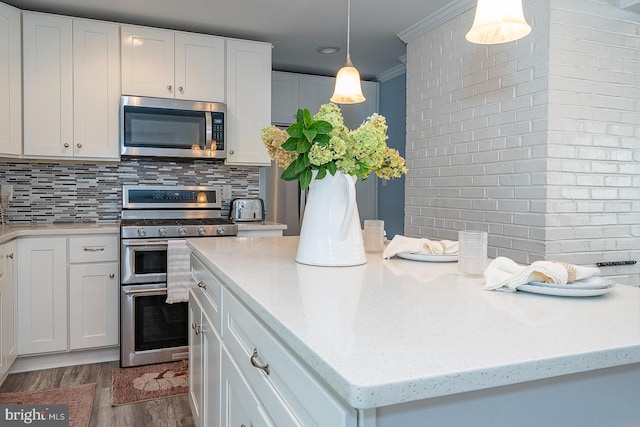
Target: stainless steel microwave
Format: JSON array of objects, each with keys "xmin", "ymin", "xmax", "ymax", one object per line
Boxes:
[{"xmin": 120, "ymin": 96, "xmax": 226, "ymax": 159}]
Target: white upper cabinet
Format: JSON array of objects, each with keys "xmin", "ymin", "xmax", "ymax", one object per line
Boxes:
[
  {"xmin": 121, "ymin": 25, "xmax": 225, "ymax": 102},
  {"xmin": 225, "ymin": 39, "xmax": 272, "ymax": 166},
  {"xmin": 23, "ymin": 13, "xmax": 73, "ymax": 159},
  {"xmin": 175, "ymin": 32, "xmax": 225, "ymax": 102},
  {"xmin": 23, "ymin": 12, "xmax": 120, "ymax": 160},
  {"xmin": 72, "ymin": 18, "xmax": 120, "ymax": 159},
  {"xmin": 271, "ymin": 72, "xmax": 299, "ymax": 126},
  {"xmin": 0, "ymin": 2, "xmax": 21, "ymax": 158}
]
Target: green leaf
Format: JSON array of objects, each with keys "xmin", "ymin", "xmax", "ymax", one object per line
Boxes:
[
  {"xmin": 295, "ymin": 109, "xmax": 305, "ymax": 123},
  {"xmin": 281, "ymin": 137, "xmax": 298, "ymax": 151},
  {"xmin": 303, "ymin": 128, "xmax": 317, "ymax": 142},
  {"xmin": 299, "ymin": 168, "xmax": 313, "ymax": 190},
  {"xmin": 314, "ymin": 120, "xmax": 332, "ymax": 134},
  {"xmin": 315, "ymin": 168, "xmax": 327, "ymax": 180},
  {"xmin": 296, "ymin": 138, "xmax": 312, "ymax": 153},
  {"xmin": 314, "ymin": 134, "xmax": 331, "ymax": 144},
  {"xmin": 293, "ymin": 154, "xmax": 310, "ymax": 174},
  {"xmin": 287, "ymin": 123, "xmax": 303, "ymax": 138},
  {"xmin": 302, "ymin": 109, "xmax": 312, "ymax": 127},
  {"xmin": 281, "ymin": 161, "xmax": 300, "ymax": 181},
  {"xmin": 327, "ymin": 162, "xmax": 337, "ymax": 175}
]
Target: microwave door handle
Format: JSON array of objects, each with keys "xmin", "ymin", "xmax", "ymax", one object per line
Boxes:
[{"xmin": 205, "ymin": 112, "xmax": 213, "ymax": 150}]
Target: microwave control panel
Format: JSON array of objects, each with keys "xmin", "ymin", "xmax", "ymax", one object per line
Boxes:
[{"xmin": 212, "ymin": 113, "xmax": 224, "ymax": 150}]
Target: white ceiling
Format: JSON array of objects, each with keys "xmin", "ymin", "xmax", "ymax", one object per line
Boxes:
[{"xmin": 5, "ymin": 0, "xmax": 462, "ymax": 81}]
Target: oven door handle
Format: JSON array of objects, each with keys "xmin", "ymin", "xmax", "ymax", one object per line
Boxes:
[
  {"xmin": 123, "ymin": 287, "xmax": 169, "ymax": 296},
  {"xmin": 122, "ymin": 241, "xmax": 168, "ymax": 247}
]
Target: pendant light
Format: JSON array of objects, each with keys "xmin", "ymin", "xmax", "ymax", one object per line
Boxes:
[
  {"xmin": 465, "ymin": 0, "xmax": 532, "ymax": 44},
  {"xmin": 330, "ymin": 0, "xmax": 365, "ymax": 104}
]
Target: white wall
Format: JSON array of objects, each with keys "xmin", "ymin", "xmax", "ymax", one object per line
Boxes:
[{"xmin": 404, "ymin": 0, "xmax": 639, "ymax": 285}]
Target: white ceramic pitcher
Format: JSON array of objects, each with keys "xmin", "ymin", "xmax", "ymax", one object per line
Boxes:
[{"xmin": 295, "ymin": 171, "xmax": 366, "ymax": 266}]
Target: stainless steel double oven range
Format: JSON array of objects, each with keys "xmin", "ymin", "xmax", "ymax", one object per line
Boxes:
[{"xmin": 120, "ymin": 185, "xmax": 237, "ymax": 367}]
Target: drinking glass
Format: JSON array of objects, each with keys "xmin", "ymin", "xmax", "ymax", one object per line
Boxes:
[{"xmin": 458, "ymin": 230, "xmax": 488, "ymax": 277}]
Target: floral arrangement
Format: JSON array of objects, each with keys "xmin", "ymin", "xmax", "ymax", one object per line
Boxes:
[{"xmin": 262, "ymin": 103, "xmax": 407, "ymax": 190}]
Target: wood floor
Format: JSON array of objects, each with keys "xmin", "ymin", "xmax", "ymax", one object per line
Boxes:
[{"xmin": 0, "ymin": 361, "xmax": 195, "ymax": 427}]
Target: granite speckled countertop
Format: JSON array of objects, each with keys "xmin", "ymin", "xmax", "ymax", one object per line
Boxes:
[{"xmin": 187, "ymin": 236, "xmax": 640, "ymax": 409}]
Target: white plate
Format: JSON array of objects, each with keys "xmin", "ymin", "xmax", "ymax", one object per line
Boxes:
[
  {"xmin": 518, "ymin": 284, "xmax": 614, "ymax": 297},
  {"xmin": 528, "ymin": 278, "xmax": 613, "ymax": 290},
  {"xmin": 396, "ymin": 253, "xmax": 458, "ymax": 263}
]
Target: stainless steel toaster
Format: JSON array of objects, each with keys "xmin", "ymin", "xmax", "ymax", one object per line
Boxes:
[{"xmin": 229, "ymin": 198, "xmax": 265, "ymax": 222}]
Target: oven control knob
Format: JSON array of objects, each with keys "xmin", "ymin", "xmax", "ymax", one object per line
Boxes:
[
  {"xmin": 137, "ymin": 228, "xmax": 147, "ymax": 237},
  {"xmin": 178, "ymin": 227, "xmax": 187, "ymax": 236},
  {"xmin": 216, "ymin": 226, "xmax": 226, "ymax": 235},
  {"xmin": 197, "ymin": 227, "xmax": 207, "ymax": 236},
  {"xmin": 158, "ymin": 228, "xmax": 167, "ymax": 237}
]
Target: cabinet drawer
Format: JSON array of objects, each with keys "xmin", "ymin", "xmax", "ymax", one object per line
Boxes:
[
  {"xmin": 69, "ymin": 235, "xmax": 118, "ymax": 263},
  {"xmin": 223, "ymin": 288, "xmax": 356, "ymax": 427},
  {"xmin": 190, "ymin": 254, "xmax": 223, "ymax": 334}
]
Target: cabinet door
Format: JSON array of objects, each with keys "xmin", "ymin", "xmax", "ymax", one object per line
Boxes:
[
  {"xmin": 203, "ymin": 309, "xmax": 221, "ymax": 427},
  {"xmin": 189, "ymin": 296, "xmax": 204, "ymax": 427},
  {"xmin": 0, "ymin": 2, "xmax": 21, "ymax": 157},
  {"xmin": 175, "ymin": 32, "xmax": 225, "ymax": 102},
  {"xmin": 121, "ymin": 25, "xmax": 174, "ymax": 98},
  {"xmin": 298, "ymin": 74, "xmax": 334, "ymax": 116},
  {"xmin": 222, "ymin": 347, "xmax": 275, "ymax": 427},
  {"xmin": 1, "ymin": 240, "xmax": 17, "ymax": 372},
  {"xmin": 271, "ymin": 72, "xmax": 299, "ymax": 126},
  {"xmin": 17, "ymin": 237, "xmax": 68, "ymax": 355},
  {"xmin": 225, "ymin": 39, "xmax": 272, "ymax": 166},
  {"xmin": 68, "ymin": 262, "xmax": 119, "ymax": 350},
  {"xmin": 23, "ymin": 13, "xmax": 73, "ymax": 158},
  {"xmin": 73, "ymin": 19, "xmax": 120, "ymax": 160}
]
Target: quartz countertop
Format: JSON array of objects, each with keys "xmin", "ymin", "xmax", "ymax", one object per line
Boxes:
[
  {"xmin": 0, "ymin": 223, "xmax": 120, "ymax": 245},
  {"xmin": 187, "ymin": 236, "xmax": 640, "ymax": 409}
]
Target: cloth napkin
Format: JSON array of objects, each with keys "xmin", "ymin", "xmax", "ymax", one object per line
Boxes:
[
  {"xmin": 166, "ymin": 239, "xmax": 192, "ymax": 303},
  {"xmin": 483, "ymin": 257, "xmax": 601, "ymax": 292},
  {"xmin": 383, "ymin": 235, "xmax": 459, "ymax": 259}
]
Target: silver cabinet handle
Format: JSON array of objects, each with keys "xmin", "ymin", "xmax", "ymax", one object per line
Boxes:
[
  {"xmin": 250, "ymin": 348, "xmax": 270, "ymax": 375},
  {"xmin": 197, "ymin": 281, "xmax": 206, "ymax": 290},
  {"xmin": 109, "ymin": 273, "xmax": 115, "ymax": 278},
  {"xmin": 6, "ymin": 253, "xmax": 13, "ymax": 259},
  {"xmin": 195, "ymin": 325, "xmax": 201, "ymax": 335},
  {"xmin": 77, "ymin": 143, "xmax": 82, "ymax": 148},
  {"xmin": 167, "ymin": 84, "xmax": 172, "ymax": 92},
  {"xmin": 63, "ymin": 143, "xmax": 69, "ymax": 148},
  {"xmin": 83, "ymin": 247, "xmax": 105, "ymax": 252},
  {"xmin": 229, "ymin": 150, "xmax": 234, "ymax": 155},
  {"xmin": 178, "ymin": 86, "xmax": 183, "ymax": 92}
]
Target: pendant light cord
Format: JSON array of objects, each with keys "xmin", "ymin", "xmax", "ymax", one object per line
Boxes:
[{"xmin": 346, "ymin": 0, "xmax": 352, "ymax": 64}]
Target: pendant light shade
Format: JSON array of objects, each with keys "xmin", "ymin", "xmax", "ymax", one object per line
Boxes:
[
  {"xmin": 331, "ymin": 0, "xmax": 365, "ymax": 104},
  {"xmin": 465, "ymin": 0, "xmax": 532, "ymax": 44}
]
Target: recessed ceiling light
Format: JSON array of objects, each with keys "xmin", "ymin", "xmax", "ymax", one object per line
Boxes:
[{"xmin": 317, "ymin": 46, "xmax": 340, "ymax": 54}]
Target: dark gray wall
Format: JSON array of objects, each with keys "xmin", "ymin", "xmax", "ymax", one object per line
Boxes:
[{"xmin": 378, "ymin": 73, "xmax": 406, "ymax": 239}]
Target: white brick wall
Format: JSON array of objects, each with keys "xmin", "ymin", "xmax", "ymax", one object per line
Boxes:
[{"xmin": 405, "ymin": 0, "xmax": 640, "ymax": 284}]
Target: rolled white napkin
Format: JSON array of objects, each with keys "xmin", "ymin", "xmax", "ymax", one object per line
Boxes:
[
  {"xmin": 383, "ymin": 235, "xmax": 459, "ymax": 259},
  {"xmin": 483, "ymin": 257, "xmax": 601, "ymax": 292}
]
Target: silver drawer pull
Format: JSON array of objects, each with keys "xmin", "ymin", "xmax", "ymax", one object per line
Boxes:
[
  {"xmin": 197, "ymin": 281, "xmax": 206, "ymax": 290},
  {"xmin": 83, "ymin": 247, "xmax": 105, "ymax": 252},
  {"xmin": 250, "ymin": 348, "xmax": 270, "ymax": 375}
]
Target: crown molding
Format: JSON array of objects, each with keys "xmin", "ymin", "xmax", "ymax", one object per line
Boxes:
[
  {"xmin": 397, "ymin": 0, "xmax": 476, "ymax": 43},
  {"xmin": 376, "ymin": 61, "xmax": 406, "ymax": 83}
]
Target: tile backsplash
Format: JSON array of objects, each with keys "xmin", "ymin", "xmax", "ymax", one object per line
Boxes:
[{"xmin": 0, "ymin": 157, "xmax": 260, "ymax": 223}]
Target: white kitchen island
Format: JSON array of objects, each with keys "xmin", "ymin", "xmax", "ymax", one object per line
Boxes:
[{"xmin": 188, "ymin": 236, "xmax": 640, "ymax": 427}]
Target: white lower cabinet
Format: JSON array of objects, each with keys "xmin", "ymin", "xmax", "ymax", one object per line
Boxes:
[
  {"xmin": 68, "ymin": 235, "xmax": 119, "ymax": 349},
  {"xmin": 18, "ymin": 234, "xmax": 119, "ymax": 355},
  {"xmin": 189, "ymin": 253, "xmax": 357, "ymax": 427},
  {"xmin": 222, "ymin": 346, "xmax": 275, "ymax": 427},
  {"xmin": 17, "ymin": 237, "xmax": 68, "ymax": 354},
  {"xmin": 0, "ymin": 240, "xmax": 17, "ymax": 380}
]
